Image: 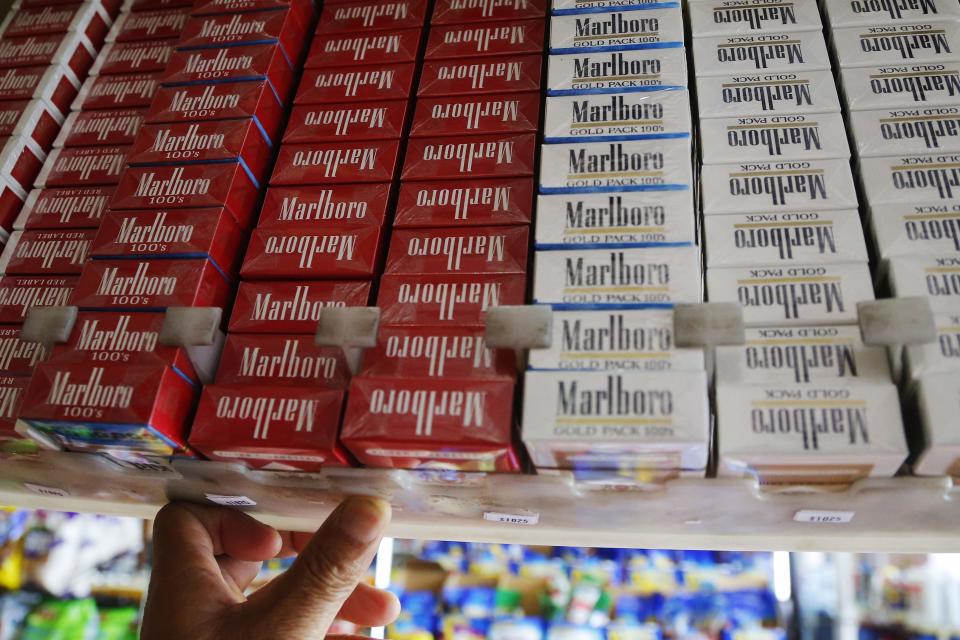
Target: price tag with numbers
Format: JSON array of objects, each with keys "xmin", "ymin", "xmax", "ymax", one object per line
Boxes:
[
  {"xmin": 794, "ymin": 510, "xmax": 855, "ymax": 524},
  {"xmin": 484, "ymin": 512, "xmax": 539, "ymax": 526},
  {"xmin": 206, "ymin": 494, "xmax": 257, "ymax": 507}
]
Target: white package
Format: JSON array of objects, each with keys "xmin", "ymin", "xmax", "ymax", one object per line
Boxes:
[
  {"xmin": 888, "ymin": 254, "xmax": 960, "ymax": 312},
  {"xmin": 832, "ymin": 22, "xmax": 960, "ymax": 69},
  {"xmin": 692, "ymin": 31, "xmax": 831, "ymax": 77},
  {"xmin": 904, "ymin": 313, "xmax": 960, "ymax": 378},
  {"xmin": 841, "ymin": 63, "xmax": 960, "ymax": 111},
  {"xmin": 548, "ymin": 48, "xmax": 688, "ymax": 96},
  {"xmin": 849, "ymin": 106, "xmax": 960, "ymax": 157},
  {"xmin": 858, "ymin": 151, "xmax": 960, "ymax": 205},
  {"xmin": 870, "ymin": 201, "xmax": 960, "ymax": 259},
  {"xmin": 689, "ymin": 0, "xmax": 822, "ymax": 37},
  {"xmin": 552, "ymin": 0, "xmax": 681, "ymax": 15},
  {"xmin": 543, "ymin": 90, "xmax": 691, "ymax": 143},
  {"xmin": 700, "ymin": 112, "xmax": 850, "ymax": 163},
  {"xmin": 822, "ymin": 0, "xmax": 960, "ymax": 27},
  {"xmin": 696, "ymin": 71, "xmax": 841, "ymax": 119},
  {"xmin": 913, "ymin": 372, "xmax": 960, "ymax": 476},
  {"xmin": 550, "ymin": 9, "xmax": 685, "ymax": 54}
]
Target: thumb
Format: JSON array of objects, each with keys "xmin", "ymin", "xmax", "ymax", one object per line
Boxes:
[{"xmin": 245, "ymin": 496, "xmax": 391, "ymax": 637}]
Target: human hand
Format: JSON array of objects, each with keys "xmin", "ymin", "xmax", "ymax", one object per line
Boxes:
[{"xmin": 141, "ymin": 496, "xmax": 400, "ymax": 640}]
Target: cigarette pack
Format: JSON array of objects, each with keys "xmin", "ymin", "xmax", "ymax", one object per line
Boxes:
[
  {"xmin": 270, "ymin": 139, "xmax": 400, "ymax": 185},
  {"xmin": 0, "ymin": 275, "xmax": 76, "ymax": 323},
  {"xmin": 176, "ymin": 9, "xmax": 309, "ymax": 65},
  {"xmin": 533, "ymin": 246, "xmax": 702, "ymax": 308},
  {"xmin": 859, "ymin": 152, "xmax": 960, "ymax": 205},
  {"xmin": 395, "ymin": 178, "xmax": 534, "ymax": 229},
  {"xmin": 701, "ymin": 159, "xmax": 858, "ymax": 215},
  {"xmin": 705, "ymin": 210, "xmax": 868, "ymax": 267},
  {"xmin": 107, "ymin": 9, "xmax": 190, "ymax": 42},
  {"xmin": 377, "ymin": 272, "xmax": 527, "ymax": 326},
  {"xmin": 552, "ymin": 0, "xmax": 676, "ymax": 14},
  {"xmin": 228, "ymin": 280, "xmax": 372, "ymax": 334},
  {"xmin": 306, "ymin": 28, "xmax": 422, "ymax": 69},
  {"xmin": 241, "ymin": 225, "xmax": 384, "ymax": 279},
  {"xmin": 0, "ymin": 180, "xmax": 23, "ymax": 232},
  {"xmin": 410, "ymin": 93, "xmax": 540, "ymax": 139},
  {"xmin": 73, "ymin": 71, "xmax": 162, "ymax": 111},
  {"xmin": 425, "ymin": 20, "xmax": 544, "ymax": 60},
  {"xmin": 696, "ymin": 71, "xmax": 841, "ymax": 119},
  {"xmin": 543, "ymin": 90, "xmax": 691, "ymax": 143},
  {"xmin": 0, "ymin": 229, "xmax": 94, "ymax": 275},
  {"xmin": 284, "ymin": 101, "xmax": 408, "ymax": 144},
  {"xmin": 432, "ymin": 0, "xmax": 546, "ymax": 23},
  {"xmin": 35, "ymin": 145, "xmax": 129, "ymax": 188},
  {"xmin": 697, "ymin": 31, "xmax": 830, "ymax": 77},
  {"xmin": 341, "ymin": 374, "xmax": 520, "ymax": 472},
  {"xmin": 870, "ymin": 201, "xmax": 960, "ymax": 258},
  {"xmin": 688, "ymin": 0, "xmax": 821, "ymax": 37},
  {"xmin": 258, "ymin": 184, "xmax": 389, "ymax": 229},
  {"xmin": 0, "ymin": 325, "xmax": 47, "ymax": 375},
  {"xmin": 215, "ymin": 334, "xmax": 351, "ymax": 388},
  {"xmin": 16, "ymin": 187, "xmax": 111, "ymax": 230},
  {"xmin": 385, "ymin": 226, "xmax": 529, "ymax": 276},
  {"xmin": 0, "ymin": 65, "xmax": 79, "ymax": 117},
  {"xmin": 189, "ymin": 383, "xmax": 349, "ymax": 471},
  {"xmin": 54, "ymin": 108, "xmax": 145, "ymax": 148},
  {"xmin": 317, "ymin": 0, "xmax": 427, "ymax": 33},
  {"xmin": 296, "ymin": 62, "xmax": 416, "ymax": 105},
  {"xmin": 707, "ymin": 263, "xmax": 875, "ymax": 326},
  {"xmin": 700, "ymin": 112, "xmax": 850, "ymax": 163},
  {"xmin": 850, "ymin": 107, "xmax": 960, "ymax": 157},
  {"xmin": 418, "ymin": 55, "xmax": 542, "ymax": 97},
  {"xmin": 913, "ymin": 372, "xmax": 960, "ymax": 475},
  {"xmin": 0, "ymin": 375, "xmax": 28, "ymax": 438},
  {"xmin": 4, "ymin": 99, "xmax": 63, "ymax": 152},
  {"xmin": 528, "ymin": 308, "xmax": 705, "ymax": 372},
  {"xmin": 191, "ymin": 0, "xmax": 313, "ymax": 17},
  {"xmin": 716, "ymin": 325, "xmax": 891, "ymax": 385},
  {"xmin": 547, "ymin": 49, "xmax": 687, "ymax": 96},
  {"xmin": 535, "ymin": 190, "xmax": 695, "ymax": 249},
  {"xmin": 0, "ymin": 3, "xmax": 111, "ymax": 45},
  {"xmin": 550, "ymin": 9, "xmax": 684, "ymax": 54},
  {"xmin": 402, "ymin": 133, "xmax": 537, "ymax": 181},
  {"xmin": 888, "ymin": 254, "xmax": 960, "ymax": 312},
  {"xmin": 840, "ymin": 63, "xmax": 960, "ymax": 111},
  {"xmin": 0, "ymin": 32, "xmax": 95, "ymax": 79},
  {"xmin": 360, "ymin": 324, "xmax": 514, "ymax": 379},
  {"xmin": 111, "ymin": 163, "xmax": 260, "ymax": 228},
  {"xmin": 522, "ymin": 370, "xmax": 709, "ymax": 474},
  {"xmin": 822, "ymin": 0, "xmax": 960, "ymax": 27},
  {"xmin": 717, "ymin": 382, "xmax": 908, "ymax": 482},
  {"xmin": 0, "ymin": 135, "xmax": 46, "ymax": 196},
  {"xmin": 90, "ymin": 40, "xmax": 173, "ymax": 76},
  {"xmin": 904, "ymin": 313, "xmax": 960, "ymax": 378},
  {"xmin": 69, "ymin": 258, "xmax": 231, "ymax": 310},
  {"xmin": 539, "ymin": 138, "xmax": 692, "ymax": 194},
  {"xmin": 162, "ymin": 45, "xmax": 293, "ymax": 106},
  {"xmin": 832, "ymin": 22, "xmax": 960, "ymax": 69}
]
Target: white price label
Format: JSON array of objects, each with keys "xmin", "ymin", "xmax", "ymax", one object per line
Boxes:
[
  {"xmin": 206, "ymin": 494, "xmax": 257, "ymax": 507},
  {"xmin": 793, "ymin": 510, "xmax": 855, "ymax": 524},
  {"xmin": 483, "ymin": 512, "xmax": 539, "ymax": 526},
  {"xmin": 23, "ymin": 483, "xmax": 69, "ymax": 498}
]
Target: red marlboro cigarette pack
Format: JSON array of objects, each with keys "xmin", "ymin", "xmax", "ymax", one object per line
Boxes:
[
  {"xmin": 90, "ymin": 40, "xmax": 173, "ymax": 76},
  {"xmin": 128, "ymin": 119, "xmax": 272, "ymax": 186},
  {"xmin": 0, "ymin": 325, "xmax": 48, "ymax": 376},
  {"xmin": 215, "ymin": 334, "xmax": 351, "ymax": 388},
  {"xmin": 0, "ymin": 135, "xmax": 47, "ymax": 197},
  {"xmin": 189, "ymin": 383, "xmax": 349, "ymax": 471},
  {"xmin": 431, "ymin": 0, "xmax": 546, "ymax": 24},
  {"xmin": 341, "ymin": 375, "xmax": 520, "ymax": 472},
  {"xmin": 73, "ymin": 71, "xmax": 162, "ymax": 111},
  {"xmin": 305, "ymin": 28, "xmax": 422, "ymax": 69},
  {"xmin": 147, "ymin": 81, "xmax": 284, "ymax": 147},
  {"xmin": 229, "ymin": 279, "xmax": 372, "ymax": 334},
  {"xmin": 418, "ymin": 54, "xmax": 542, "ymax": 97},
  {"xmin": 0, "ymin": 229, "xmax": 95, "ymax": 275},
  {"xmin": 394, "ymin": 178, "xmax": 533, "ymax": 228},
  {"xmin": 258, "ymin": 184, "xmax": 389, "ymax": 229},
  {"xmin": 402, "ymin": 133, "xmax": 536, "ymax": 181},
  {"xmin": 283, "ymin": 100, "xmax": 408, "ymax": 144},
  {"xmin": 18, "ymin": 362, "xmax": 196, "ymax": 454},
  {"xmin": 241, "ymin": 225, "xmax": 384, "ymax": 279},
  {"xmin": 16, "ymin": 186, "xmax": 113, "ymax": 230},
  {"xmin": 0, "ymin": 180, "xmax": 24, "ymax": 232},
  {"xmin": 107, "ymin": 9, "xmax": 190, "ymax": 42},
  {"xmin": 18, "ymin": 0, "xmax": 119, "ymax": 11},
  {"xmin": 0, "ymin": 275, "xmax": 76, "ymax": 323},
  {"xmin": 411, "ymin": 93, "xmax": 540, "ymax": 138},
  {"xmin": 0, "ymin": 375, "xmax": 29, "ymax": 438},
  {"xmin": 91, "ymin": 208, "xmax": 243, "ymax": 275},
  {"xmin": 111, "ymin": 163, "xmax": 260, "ymax": 228},
  {"xmin": 317, "ymin": 0, "xmax": 426, "ymax": 33},
  {"xmin": 377, "ymin": 272, "xmax": 525, "ymax": 326},
  {"xmin": 162, "ymin": 45, "xmax": 294, "ymax": 106},
  {"xmin": 35, "ymin": 145, "xmax": 130, "ymax": 188},
  {"xmin": 0, "ymin": 3, "xmax": 112, "ymax": 47},
  {"xmin": 54, "ymin": 108, "xmax": 146, "ymax": 148},
  {"xmin": 191, "ymin": 0, "xmax": 314, "ymax": 20},
  {"xmin": 296, "ymin": 62, "xmax": 415, "ymax": 105},
  {"xmin": 425, "ymin": 20, "xmax": 544, "ymax": 60},
  {"xmin": 271, "ymin": 139, "xmax": 400, "ymax": 185},
  {"xmin": 70, "ymin": 258, "xmax": 231, "ymax": 310},
  {"xmin": 6, "ymin": 99, "xmax": 63, "ymax": 152},
  {"xmin": 361, "ymin": 325, "xmax": 513, "ymax": 379},
  {"xmin": 0, "ymin": 65, "xmax": 78, "ymax": 117},
  {"xmin": 385, "ymin": 226, "xmax": 529, "ymax": 276},
  {"xmin": 176, "ymin": 10, "xmax": 309, "ymax": 65},
  {"xmin": 0, "ymin": 32, "xmax": 95, "ymax": 79}
]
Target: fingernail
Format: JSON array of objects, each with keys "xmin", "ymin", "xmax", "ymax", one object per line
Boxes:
[{"xmin": 337, "ymin": 496, "xmax": 391, "ymax": 545}]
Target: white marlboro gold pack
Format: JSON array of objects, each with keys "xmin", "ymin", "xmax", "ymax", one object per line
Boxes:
[
  {"xmin": 528, "ymin": 308, "xmax": 705, "ymax": 372},
  {"xmin": 716, "ymin": 325, "xmax": 891, "ymax": 384},
  {"xmin": 859, "ymin": 152, "xmax": 960, "ymax": 205},
  {"xmin": 543, "ymin": 90, "xmax": 692, "ymax": 143},
  {"xmin": 904, "ymin": 312, "xmax": 960, "ymax": 378},
  {"xmin": 521, "ymin": 370, "xmax": 709, "ymax": 474},
  {"xmin": 707, "ymin": 263, "xmax": 875, "ymax": 326},
  {"xmin": 688, "ymin": 0, "xmax": 822, "ymax": 37},
  {"xmin": 701, "ymin": 159, "xmax": 859, "ymax": 215},
  {"xmin": 822, "ymin": 0, "xmax": 960, "ymax": 28},
  {"xmin": 831, "ymin": 22, "xmax": 960, "ymax": 69},
  {"xmin": 840, "ymin": 63, "xmax": 960, "ymax": 111},
  {"xmin": 533, "ymin": 245, "xmax": 702, "ymax": 308},
  {"xmin": 700, "ymin": 113, "xmax": 850, "ymax": 164},
  {"xmin": 705, "ymin": 210, "xmax": 868, "ymax": 267},
  {"xmin": 717, "ymin": 382, "xmax": 908, "ymax": 483},
  {"xmin": 850, "ymin": 107, "xmax": 960, "ymax": 157},
  {"xmin": 535, "ymin": 190, "xmax": 695, "ymax": 249},
  {"xmin": 539, "ymin": 138, "xmax": 692, "ymax": 194},
  {"xmin": 547, "ymin": 48, "xmax": 688, "ymax": 96},
  {"xmin": 552, "ymin": 0, "xmax": 678, "ymax": 14},
  {"xmin": 869, "ymin": 201, "xmax": 960, "ymax": 259},
  {"xmin": 549, "ymin": 8, "xmax": 684, "ymax": 55},
  {"xmin": 888, "ymin": 254, "xmax": 960, "ymax": 312},
  {"xmin": 913, "ymin": 372, "xmax": 960, "ymax": 475},
  {"xmin": 692, "ymin": 32, "xmax": 831, "ymax": 77},
  {"xmin": 696, "ymin": 71, "xmax": 841, "ymax": 120}
]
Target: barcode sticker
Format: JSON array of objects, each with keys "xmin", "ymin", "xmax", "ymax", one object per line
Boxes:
[
  {"xmin": 23, "ymin": 483, "xmax": 69, "ymax": 498},
  {"xmin": 483, "ymin": 512, "xmax": 539, "ymax": 525},
  {"xmin": 206, "ymin": 494, "xmax": 257, "ymax": 507},
  {"xmin": 794, "ymin": 510, "xmax": 855, "ymax": 524}
]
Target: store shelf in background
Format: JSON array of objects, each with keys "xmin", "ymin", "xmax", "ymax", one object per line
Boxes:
[{"xmin": 0, "ymin": 451, "xmax": 959, "ymax": 552}]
